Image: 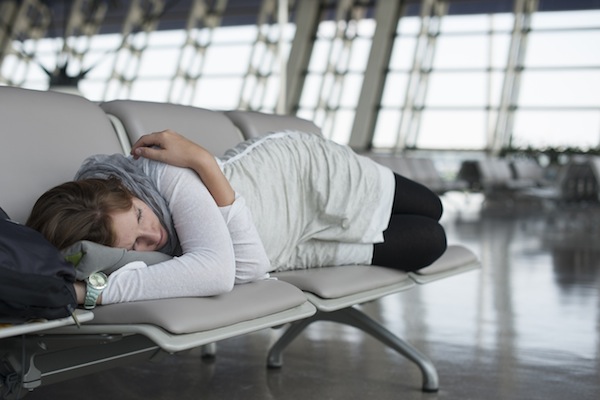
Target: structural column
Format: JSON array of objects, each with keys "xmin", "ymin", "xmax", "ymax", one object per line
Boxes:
[{"xmin": 348, "ymin": 0, "xmax": 403, "ymax": 151}]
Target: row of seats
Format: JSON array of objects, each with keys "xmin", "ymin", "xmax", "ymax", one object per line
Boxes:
[
  {"xmin": 457, "ymin": 158, "xmax": 535, "ymax": 193},
  {"xmin": 0, "ymin": 86, "xmax": 479, "ymax": 397},
  {"xmin": 366, "ymin": 154, "xmax": 548, "ymax": 198},
  {"xmin": 554, "ymin": 156, "xmax": 600, "ymax": 203},
  {"xmin": 457, "ymin": 156, "xmax": 600, "ymax": 204},
  {"xmin": 365, "ymin": 153, "xmax": 468, "ymax": 194},
  {"xmin": 366, "ymin": 153, "xmax": 581, "ymax": 205}
]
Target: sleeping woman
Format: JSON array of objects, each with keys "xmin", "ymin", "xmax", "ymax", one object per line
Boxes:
[{"xmin": 26, "ymin": 129, "xmax": 447, "ymax": 307}]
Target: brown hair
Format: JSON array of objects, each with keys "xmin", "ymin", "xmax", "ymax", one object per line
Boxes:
[{"xmin": 26, "ymin": 177, "xmax": 133, "ymax": 250}]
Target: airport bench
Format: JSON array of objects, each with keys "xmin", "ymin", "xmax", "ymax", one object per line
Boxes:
[{"xmin": 1, "ymin": 87, "xmax": 479, "ymax": 397}]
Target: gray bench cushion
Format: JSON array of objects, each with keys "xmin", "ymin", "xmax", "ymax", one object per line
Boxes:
[
  {"xmin": 274, "ymin": 245, "xmax": 480, "ymax": 298},
  {"xmin": 90, "ymin": 279, "xmax": 308, "ymax": 334},
  {"xmin": 273, "ymin": 265, "xmax": 411, "ymax": 299}
]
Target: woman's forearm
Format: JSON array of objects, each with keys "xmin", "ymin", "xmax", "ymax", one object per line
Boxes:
[
  {"xmin": 74, "ymin": 281, "xmax": 103, "ymax": 305},
  {"xmin": 188, "ymin": 151, "xmax": 235, "ymax": 207}
]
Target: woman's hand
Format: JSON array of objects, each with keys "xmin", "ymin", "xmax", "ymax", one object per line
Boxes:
[
  {"xmin": 131, "ymin": 129, "xmax": 207, "ymax": 169},
  {"xmin": 131, "ymin": 129, "xmax": 235, "ymax": 206}
]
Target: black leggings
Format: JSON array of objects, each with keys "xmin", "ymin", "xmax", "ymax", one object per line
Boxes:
[{"xmin": 372, "ymin": 173, "xmax": 447, "ymax": 272}]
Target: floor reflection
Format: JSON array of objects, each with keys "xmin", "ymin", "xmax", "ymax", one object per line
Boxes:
[{"xmin": 25, "ymin": 199, "xmax": 600, "ymax": 400}]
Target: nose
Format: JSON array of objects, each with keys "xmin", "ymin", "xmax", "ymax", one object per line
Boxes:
[{"xmin": 135, "ymin": 229, "xmax": 161, "ymax": 251}]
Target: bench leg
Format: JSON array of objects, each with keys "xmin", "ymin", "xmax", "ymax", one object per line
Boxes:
[
  {"xmin": 267, "ymin": 306, "xmax": 439, "ymax": 392},
  {"xmin": 267, "ymin": 316, "xmax": 316, "ymax": 368},
  {"xmin": 201, "ymin": 342, "xmax": 217, "ymax": 358}
]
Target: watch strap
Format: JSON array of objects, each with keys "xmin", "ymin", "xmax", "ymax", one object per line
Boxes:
[{"xmin": 84, "ymin": 284, "xmax": 104, "ymax": 310}]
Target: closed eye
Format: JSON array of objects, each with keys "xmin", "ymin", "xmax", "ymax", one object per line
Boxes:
[{"xmin": 130, "ymin": 208, "xmax": 142, "ymax": 250}]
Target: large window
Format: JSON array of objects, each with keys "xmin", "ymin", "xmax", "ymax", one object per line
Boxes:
[
  {"xmin": 372, "ymin": 9, "xmax": 600, "ymax": 151},
  {"xmin": 512, "ymin": 10, "xmax": 600, "ymax": 150},
  {"xmin": 296, "ymin": 17, "xmax": 374, "ymax": 143},
  {"xmin": 3, "ymin": 22, "xmax": 294, "ymax": 113},
  {"xmin": 2, "ymin": 4, "xmax": 598, "ymax": 151},
  {"xmin": 373, "ymin": 12, "xmax": 513, "ymax": 150}
]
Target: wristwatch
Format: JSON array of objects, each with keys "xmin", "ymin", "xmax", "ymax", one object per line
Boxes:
[{"xmin": 84, "ymin": 272, "xmax": 108, "ymax": 310}]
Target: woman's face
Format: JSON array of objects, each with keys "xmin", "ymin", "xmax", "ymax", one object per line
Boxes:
[{"xmin": 109, "ymin": 197, "xmax": 168, "ymax": 251}]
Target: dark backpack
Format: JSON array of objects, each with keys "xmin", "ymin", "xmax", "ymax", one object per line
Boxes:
[{"xmin": 0, "ymin": 207, "xmax": 78, "ymax": 324}]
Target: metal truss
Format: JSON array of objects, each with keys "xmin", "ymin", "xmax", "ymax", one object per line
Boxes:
[
  {"xmin": 396, "ymin": 0, "xmax": 447, "ymax": 151},
  {"xmin": 168, "ymin": 0, "xmax": 228, "ymax": 105},
  {"xmin": 58, "ymin": 0, "xmax": 108, "ymax": 83},
  {"xmin": 289, "ymin": 0, "xmax": 372, "ymax": 140},
  {"xmin": 492, "ymin": 0, "xmax": 539, "ymax": 154},
  {"xmin": 0, "ymin": 0, "xmax": 108, "ymax": 90},
  {"xmin": 103, "ymin": 0, "xmax": 166, "ymax": 99},
  {"xmin": 0, "ymin": 0, "xmax": 51, "ymax": 86},
  {"xmin": 238, "ymin": 0, "xmax": 295, "ymax": 113},
  {"xmin": 164, "ymin": 0, "xmax": 293, "ymax": 113}
]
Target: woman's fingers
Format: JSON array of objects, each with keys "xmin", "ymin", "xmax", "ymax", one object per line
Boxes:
[
  {"xmin": 132, "ymin": 130, "xmax": 170, "ymax": 151},
  {"xmin": 132, "ymin": 145, "xmax": 162, "ymax": 161},
  {"xmin": 130, "ymin": 130, "xmax": 208, "ymax": 168}
]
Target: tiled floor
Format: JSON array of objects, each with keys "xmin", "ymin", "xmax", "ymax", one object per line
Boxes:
[{"xmin": 23, "ymin": 196, "xmax": 600, "ymax": 400}]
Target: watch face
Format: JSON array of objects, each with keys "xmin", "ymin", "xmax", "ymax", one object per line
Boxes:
[{"xmin": 89, "ymin": 272, "xmax": 108, "ymax": 288}]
